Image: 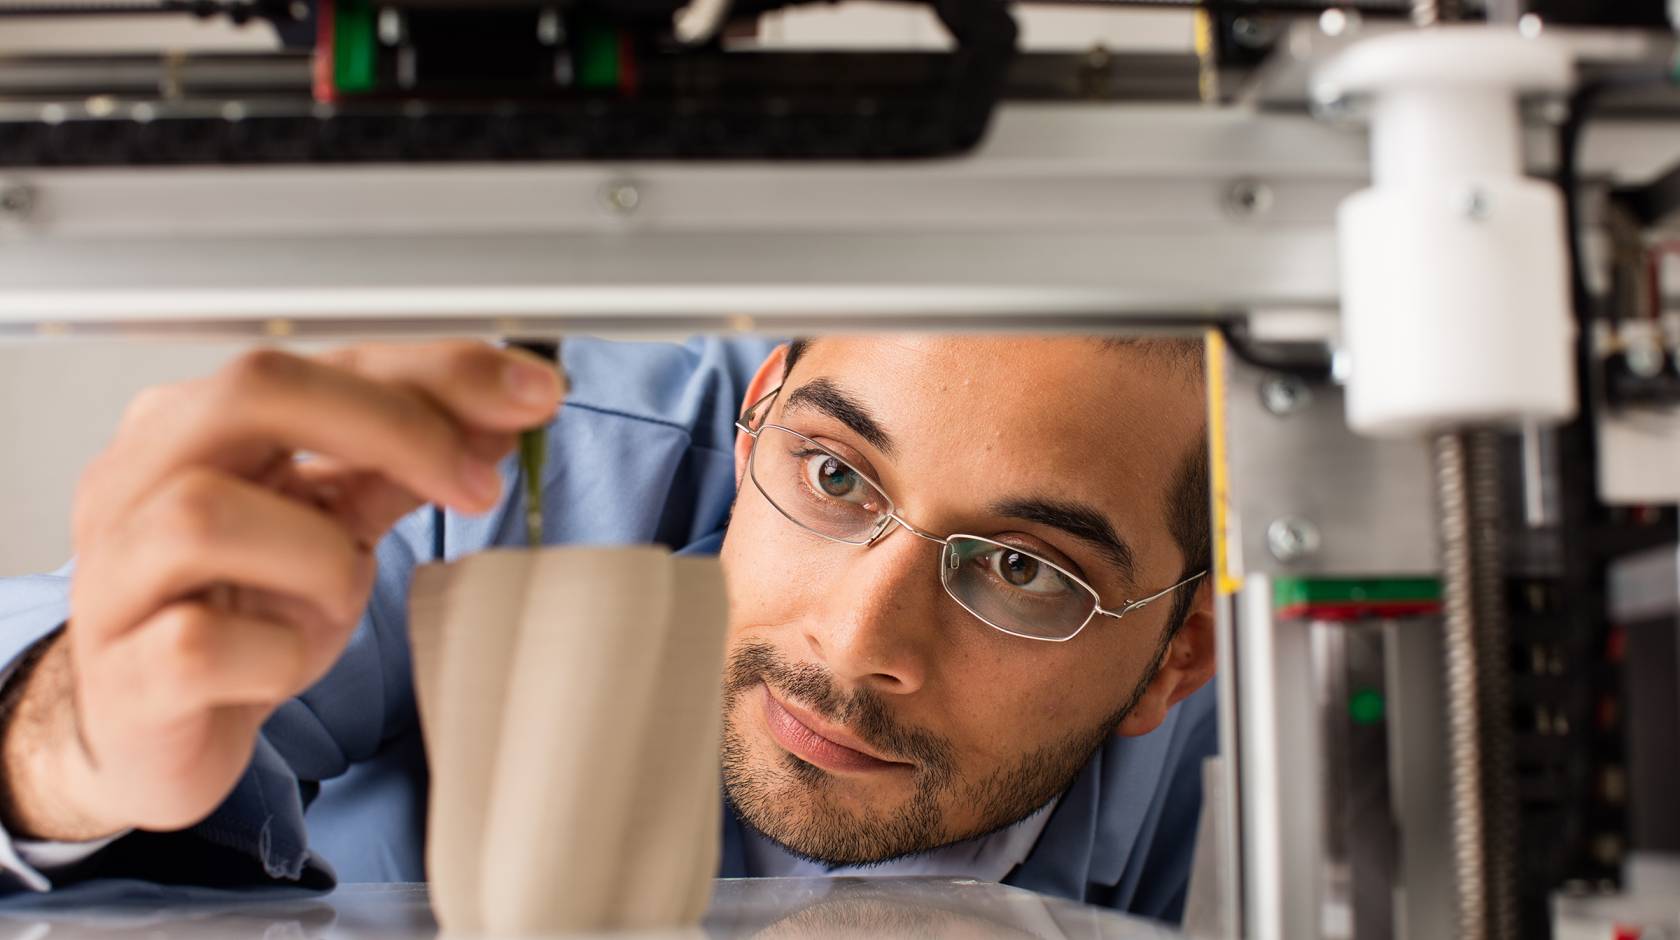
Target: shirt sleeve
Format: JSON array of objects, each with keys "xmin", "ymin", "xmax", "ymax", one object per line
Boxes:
[
  {"xmin": 0, "ymin": 563, "xmax": 106, "ymax": 891},
  {"xmin": 0, "ymin": 556, "xmax": 344, "ymax": 898},
  {"xmin": 0, "ymin": 507, "xmax": 443, "ymax": 898}
]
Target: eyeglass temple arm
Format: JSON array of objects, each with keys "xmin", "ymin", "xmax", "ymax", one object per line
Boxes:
[
  {"xmin": 736, "ymin": 384, "xmax": 784, "ymax": 434},
  {"xmin": 1103, "ymin": 570, "xmax": 1209, "ymax": 618}
]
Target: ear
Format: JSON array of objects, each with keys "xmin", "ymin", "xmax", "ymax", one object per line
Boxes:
[
  {"xmin": 1114, "ymin": 579, "xmax": 1216, "ymax": 738},
  {"xmin": 735, "ymin": 343, "xmax": 792, "ymax": 488}
]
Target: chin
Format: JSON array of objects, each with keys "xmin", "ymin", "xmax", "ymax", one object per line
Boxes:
[{"xmin": 722, "ymin": 727, "xmax": 960, "ymax": 867}]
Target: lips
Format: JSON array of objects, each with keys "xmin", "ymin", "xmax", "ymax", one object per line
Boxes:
[{"xmin": 759, "ymin": 683, "xmax": 910, "ymax": 775}]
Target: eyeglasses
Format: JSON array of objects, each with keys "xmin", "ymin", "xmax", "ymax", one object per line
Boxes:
[{"xmin": 735, "ymin": 386, "xmax": 1206, "ymax": 643}]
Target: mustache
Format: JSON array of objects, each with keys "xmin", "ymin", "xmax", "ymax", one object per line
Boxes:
[{"xmin": 725, "ymin": 640, "xmax": 955, "ymax": 780}]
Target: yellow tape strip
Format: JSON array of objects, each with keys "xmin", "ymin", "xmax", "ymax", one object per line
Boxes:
[{"xmin": 1206, "ymin": 330, "xmax": 1242, "ymax": 596}]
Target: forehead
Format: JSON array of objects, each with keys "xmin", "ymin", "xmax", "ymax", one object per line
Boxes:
[{"xmin": 786, "ymin": 336, "xmax": 1204, "ymax": 569}]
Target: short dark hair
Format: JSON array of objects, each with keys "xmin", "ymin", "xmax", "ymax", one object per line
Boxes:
[{"xmin": 780, "ymin": 338, "xmax": 1210, "ymax": 639}]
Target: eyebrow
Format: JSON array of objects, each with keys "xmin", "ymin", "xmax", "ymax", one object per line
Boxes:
[
  {"xmin": 989, "ymin": 496, "xmax": 1138, "ymax": 588},
  {"xmin": 780, "ymin": 378, "xmax": 896, "ymax": 457}
]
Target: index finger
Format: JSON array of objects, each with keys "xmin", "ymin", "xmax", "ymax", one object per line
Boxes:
[
  {"xmin": 317, "ymin": 340, "xmax": 566, "ymax": 435},
  {"xmin": 96, "ymin": 348, "xmax": 545, "ymax": 525}
]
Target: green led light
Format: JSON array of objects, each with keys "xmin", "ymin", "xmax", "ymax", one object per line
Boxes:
[
  {"xmin": 333, "ymin": 0, "xmax": 377, "ymax": 94},
  {"xmin": 1349, "ymin": 688, "xmax": 1386, "ymax": 726},
  {"xmin": 578, "ymin": 22, "xmax": 620, "ymax": 89}
]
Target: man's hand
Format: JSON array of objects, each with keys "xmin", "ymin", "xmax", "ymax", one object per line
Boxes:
[{"xmin": 0, "ymin": 341, "xmax": 563, "ymax": 843}]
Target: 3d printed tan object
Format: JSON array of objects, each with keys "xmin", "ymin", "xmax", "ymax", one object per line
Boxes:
[{"xmin": 408, "ymin": 546, "xmax": 729, "ymax": 934}]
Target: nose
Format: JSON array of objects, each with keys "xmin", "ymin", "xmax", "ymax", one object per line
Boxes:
[{"xmin": 802, "ymin": 523, "xmax": 943, "ymax": 696}]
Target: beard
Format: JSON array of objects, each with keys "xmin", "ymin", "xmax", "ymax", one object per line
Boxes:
[{"xmin": 719, "ymin": 638, "xmax": 1164, "ymax": 867}]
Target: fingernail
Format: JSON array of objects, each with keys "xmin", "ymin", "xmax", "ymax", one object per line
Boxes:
[
  {"xmin": 505, "ymin": 361, "xmax": 559, "ymax": 407},
  {"xmin": 461, "ymin": 457, "xmax": 502, "ymax": 506}
]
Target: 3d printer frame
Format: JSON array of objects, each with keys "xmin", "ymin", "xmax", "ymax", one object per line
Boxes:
[{"xmin": 1, "ymin": 12, "xmax": 1679, "ymax": 940}]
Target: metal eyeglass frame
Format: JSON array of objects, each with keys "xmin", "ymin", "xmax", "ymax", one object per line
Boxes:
[{"xmin": 734, "ymin": 385, "xmax": 1207, "ymax": 643}]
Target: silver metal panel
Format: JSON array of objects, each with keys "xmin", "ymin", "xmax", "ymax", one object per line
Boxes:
[
  {"xmin": 1, "ymin": 102, "xmax": 1674, "ymax": 338},
  {"xmin": 1384, "ymin": 617, "xmax": 1456, "ymax": 940},
  {"xmin": 1213, "ymin": 590, "xmax": 1246, "ymax": 940},
  {"xmin": 1598, "ymin": 406, "xmax": 1680, "ymax": 505},
  {"xmin": 1609, "ymin": 544, "xmax": 1680, "ymax": 623},
  {"xmin": 1220, "ymin": 351, "xmax": 1439, "ymax": 578},
  {"xmin": 0, "ymin": 105, "xmax": 1363, "ymax": 336},
  {"xmin": 1313, "ymin": 620, "xmax": 1397, "ymax": 940},
  {"xmin": 1236, "ymin": 574, "xmax": 1325, "ymax": 940}
]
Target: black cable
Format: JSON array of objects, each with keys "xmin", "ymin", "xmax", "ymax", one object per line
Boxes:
[
  {"xmin": 1557, "ymin": 65, "xmax": 1677, "ymax": 331},
  {"xmin": 1216, "ymin": 320, "xmax": 1333, "ymax": 382},
  {"xmin": 1614, "ymin": 157, "xmax": 1680, "ymax": 230},
  {"xmin": 0, "ymin": 3, "xmax": 183, "ymax": 14},
  {"xmin": 1025, "ymin": 0, "xmax": 1417, "ymax": 12},
  {"xmin": 0, "ymin": 0, "xmax": 284, "ymax": 21}
]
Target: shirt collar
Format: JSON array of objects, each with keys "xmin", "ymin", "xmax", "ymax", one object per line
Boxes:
[{"xmin": 740, "ymin": 796, "xmax": 1061, "ymax": 883}]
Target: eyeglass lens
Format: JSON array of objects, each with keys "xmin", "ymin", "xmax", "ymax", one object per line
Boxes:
[{"xmin": 749, "ymin": 425, "xmax": 1099, "ymax": 639}]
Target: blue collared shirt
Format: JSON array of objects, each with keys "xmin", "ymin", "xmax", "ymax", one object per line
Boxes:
[{"xmin": 0, "ymin": 336, "xmax": 1215, "ymax": 921}]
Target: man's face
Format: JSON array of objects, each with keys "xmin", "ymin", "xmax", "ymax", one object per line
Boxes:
[{"xmin": 717, "ymin": 336, "xmax": 1211, "ymax": 866}]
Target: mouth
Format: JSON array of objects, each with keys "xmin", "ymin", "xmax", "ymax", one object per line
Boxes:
[{"xmin": 759, "ymin": 682, "xmax": 913, "ymax": 776}]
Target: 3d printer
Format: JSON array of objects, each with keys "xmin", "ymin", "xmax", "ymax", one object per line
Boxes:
[{"xmin": 0, "ymin": 2, "xmax": 1678, "ymax": 938}]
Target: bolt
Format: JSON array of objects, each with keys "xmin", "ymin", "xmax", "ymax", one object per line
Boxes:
[
  {"xmin": 0, "ymin": 183, "xmax": 37, "ymax": 220},
  {"xmin": 1532, "ymin": 96, "xmax": 1570, "ymax": 125},
  {"xmin": 1230, "ymin": 16, "xmax": 1279, "ymax": 49},
  {"xmin": 1260, "ymin": 375, "xmax": 1312, "ymax": 415},
  {"xmin": 1591, "ymin": 833, "xmax": 1623, "ymax": 868},
  {"xmin": 1459, "ymin": 187, "xmax": 1491, "ymax": 221},
  {"xmin": 1223, "ymin": 179, "xmax": 1273, "ymax": 219},
  {"xmin": 1625, "ymin": 336, "xmax": 1666, "ymax": 378},
  {"xmin": 1078, "ymin": 43, "xmax": 1114, "ymax": 98},
  {"xmin": 1266, "ymin": 517, "xmax": 1321, "ymax": 563},
  {"xmin": 1311, "ymin": 90, "xmax": 1355, "ymax": 123},
  {"xmin": 1318, "ymin": 8, "xmax": 1351, "ymax": 36},
  {"xmin": 602, "ymin": 182, "xmax": 642, "ymax": 214},
  {"xmin": 1330, "ymin": 348, "xmax": 1353, "ymax": 384},
  {"xmin": 377, "ymin": 7, "xmax": 404, "ymax": 46},
  {"xmin": 538, "ymin": 9, "xmax": 561, "ymax": 45}
]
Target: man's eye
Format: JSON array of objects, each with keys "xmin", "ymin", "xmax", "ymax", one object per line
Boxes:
[
  {"xmin": 986, "ymin": 548, "xmax": 1075, "ymax": 596},
  {"xmin": 800, "ymin": 452, "xmax": 869, "ymax": 503}
]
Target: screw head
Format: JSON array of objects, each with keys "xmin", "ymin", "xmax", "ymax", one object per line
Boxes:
[
  {"xmin": 0, "ymin": 183, "xmax": 37, "ymax": 220},
  {"xmin": 1266, "ymin": 517, "xmax": 1321, "ymax": 563},
  {"xmin": 602, "ymin": 181, "xmax": 642, "ymax": 214},
  {"xmin": 1535, "ymin": 98, "xmax": 1570, "ymax": 124},
  {"xmin": 1260, "ymin": 375, "xmax": 1312, "ymax": 415},
  {"xmin": 377, "ymin": 7, "xmax": 404, "ymax": 45},
  {"xmin": 1624, "ymin": 337, "xmax": 1666, "ymax": 378},
  {"xmin": 1310, "ymin": 90, "xmax": 1355, "ymax": 123},
  {"xmin": 1223, "ymin": 179, "xmax": 1273, "ymax": 219},
  {"xmin": 1230, "ymin": 16, "xmax": 1279, "ymax": 49},
  {"xmin": 1458, "ymin": 188, "xmax": 1491, "ymax": 221},
  {"xmin": 1317, "ymin": 7, "xmax": 1359, "ymax": 36}
]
